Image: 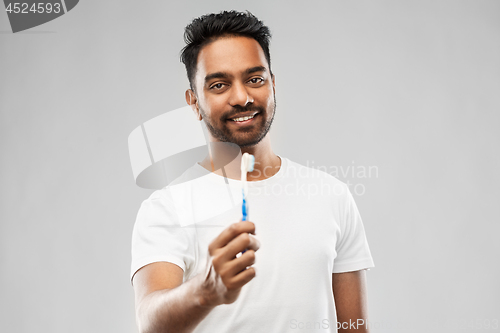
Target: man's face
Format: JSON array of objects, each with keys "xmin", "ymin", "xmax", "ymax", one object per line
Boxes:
[{"xmin": 191, "ymin": 36, "xmax": 276, "ymax": 148}]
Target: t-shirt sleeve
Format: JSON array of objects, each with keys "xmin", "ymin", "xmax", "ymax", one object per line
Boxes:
[
  {"xmin": 130, "ymin": 189, "xmax": 195, "ymax": 284},
  {"xmin": 332, "ymin": 187, "xmax": 375, "ymax": 273}
]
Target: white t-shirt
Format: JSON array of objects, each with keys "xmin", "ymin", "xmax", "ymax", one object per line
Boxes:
[{"xmin": 131, "ymin": 156, "xmax": 374, "ymax": 332}]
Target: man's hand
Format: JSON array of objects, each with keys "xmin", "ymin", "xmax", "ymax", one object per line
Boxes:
[
  {"xmin": 198, "ymin": 221, "xmax": 260, "ymax": 307},
  {"xmin": 132, "ymin": 220, "xmax": 259, "ymax": 333}
]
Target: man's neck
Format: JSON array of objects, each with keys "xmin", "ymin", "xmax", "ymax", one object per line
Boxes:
[{"xmin": 198, "ymin": 146, "xmax": 281, "ymax": 181}]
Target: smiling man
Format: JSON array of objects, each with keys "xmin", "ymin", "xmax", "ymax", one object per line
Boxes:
[
  {"xmin": 131, "ymin": 10, "xmax": 374, "ymax": 333},
  {"xmin": 191, "ymin": 41, "xmax": 275, "ymax": 148}
]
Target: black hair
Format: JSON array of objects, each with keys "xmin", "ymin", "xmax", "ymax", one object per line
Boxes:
[{"xmin": 180, "ymin": 10, "xmax": 272, "ymax": 91}]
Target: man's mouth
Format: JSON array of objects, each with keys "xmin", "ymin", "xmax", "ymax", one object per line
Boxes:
[{"xmin": 227, "ymin": 112, "xmax": 259, "ymax": 125}]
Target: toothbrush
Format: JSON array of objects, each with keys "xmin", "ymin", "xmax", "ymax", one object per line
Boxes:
[{"xmin": 240, "ymin": 153, "xmax": 255, "ymax": 222}]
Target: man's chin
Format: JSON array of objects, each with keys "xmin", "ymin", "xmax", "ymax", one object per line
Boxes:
[
  {"xmin": 223, "ymin": 137, "xmax": 259, "ymax": 148},
  {"xmin": 237, "ymin": 141, "xmax": 259, "ymax": 148}
]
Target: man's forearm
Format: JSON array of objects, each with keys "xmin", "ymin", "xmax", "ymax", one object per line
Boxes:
[{"xmin": 136, "ymin": 275, "xmax": 214, "ymax": 333}]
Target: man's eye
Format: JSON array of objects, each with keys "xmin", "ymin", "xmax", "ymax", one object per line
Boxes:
[
  {"xmin": 211, "ymin": 83, "xmax": 225, "ymax": 90},
  {"xmin": 249, "ymin": 78, "xmax": 263, "ymax": 84}
]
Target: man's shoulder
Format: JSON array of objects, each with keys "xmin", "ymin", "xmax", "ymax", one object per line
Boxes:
[{"xmin": 140, "ymin": 162, "xmax": 202, "ymax": 203}]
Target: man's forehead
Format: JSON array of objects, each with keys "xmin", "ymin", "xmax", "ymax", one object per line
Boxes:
[{"xmin": 195, "ymin": 36, "xmax": 269, "ymax": 80}]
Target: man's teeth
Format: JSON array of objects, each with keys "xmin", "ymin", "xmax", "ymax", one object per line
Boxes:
[{"xmin": 232, "ymin": 114, "xmax": 255, "ymax": 122}]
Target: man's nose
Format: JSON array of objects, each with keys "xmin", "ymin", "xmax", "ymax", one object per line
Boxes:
[{"xmin": 229, "ymin": 82, "xmax": 254, "ymax": 107}]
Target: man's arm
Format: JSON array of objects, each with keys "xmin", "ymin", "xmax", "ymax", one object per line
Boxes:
[
  {"xmin": 133, "ymin": 221, "xmax": 259, "ymax": 333},
  {"xmin": 133, "ymin": 262, "xmax": 214, "ymax": 333},
  {"xmin": 332, "ymin": 270, "xmax": 370, "ymax": 333}
]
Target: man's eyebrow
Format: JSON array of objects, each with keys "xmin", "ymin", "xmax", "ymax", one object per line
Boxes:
[
  {"xmin": 204, "ymin": 72, "xmax": 231, "ymax": 84},
  {"xmin": 245, "ymin": 66, "xmax": 267, "ymax": 75},
  {"xmin": 204, "ymin": 66, "xmax": 268, "ymax": 84}
]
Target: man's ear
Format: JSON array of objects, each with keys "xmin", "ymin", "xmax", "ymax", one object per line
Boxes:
[
  {"xmin": 185, "ymin": 89, "xmax": 202, "ymax": 121},
  {"xmin": 272, "ymin": 74, "xmax": 276, "ymax": 95}
]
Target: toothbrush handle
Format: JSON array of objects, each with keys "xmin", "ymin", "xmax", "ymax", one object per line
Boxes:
[
  {"xmin": 242, "ymin": 197, "xmax": 247, "ymax": 221},
  {"xmin": 241, "ymin": 190, "xmax": 248, "ymax": 253}
]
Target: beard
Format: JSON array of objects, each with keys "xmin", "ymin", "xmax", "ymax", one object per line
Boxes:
[{"xmin": 199, "ymin": 96, "xmax": 276, "ymax": 148}]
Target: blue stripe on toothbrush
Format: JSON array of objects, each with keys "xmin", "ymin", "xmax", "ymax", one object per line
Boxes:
[
  {"xmin": 242, "ymin": 189, "xmax": 247, "ymax": 221},
  {"xmin": 242, "ymin": 188, "xmax": 247, "ymax": 253}
]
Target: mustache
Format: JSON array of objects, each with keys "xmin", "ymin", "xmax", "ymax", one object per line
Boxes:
[{"xmin": 224, "ymin": 105, "xmax": 266, "ymax": 120}]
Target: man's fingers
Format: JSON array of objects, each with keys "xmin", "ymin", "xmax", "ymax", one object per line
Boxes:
[
  {"xmin": 220, "ymin": 250, "xmax": 256, "ymax": 278},
  {"xmin": 209, "ymin": 221, "xmax": 256, "ymax": 254},
  {"xmin": 245, "ymin": 234, "xmax": 260, "ymax": 252},
  {"xmin": 211, "ymin": 233, "xmax": 259, "ymax": 270},
  {"xmin": 221, "ymin": 233, "xmax": 259, "ymax": 261},
  {"xmin": 225, "ymin": 267, "xmax": 256, "ymax": 290}
]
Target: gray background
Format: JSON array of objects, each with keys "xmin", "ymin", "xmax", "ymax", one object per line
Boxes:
[{"xmin": 1, "ymin": 0, "xmax": 499, "ymax": 332}]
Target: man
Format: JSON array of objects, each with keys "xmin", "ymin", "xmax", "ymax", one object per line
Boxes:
[{"xmin": 131, "ymin": 10, "xmax": 374, "ymax": 333}]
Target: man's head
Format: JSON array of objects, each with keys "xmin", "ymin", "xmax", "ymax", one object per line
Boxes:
[
  {"xmin": 181, "ymin": 11, "xmax": 276, "ymax": 148},
  {"xmin": 181, "ymin": 10, "xmax": 272, "ymax": 91}
]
